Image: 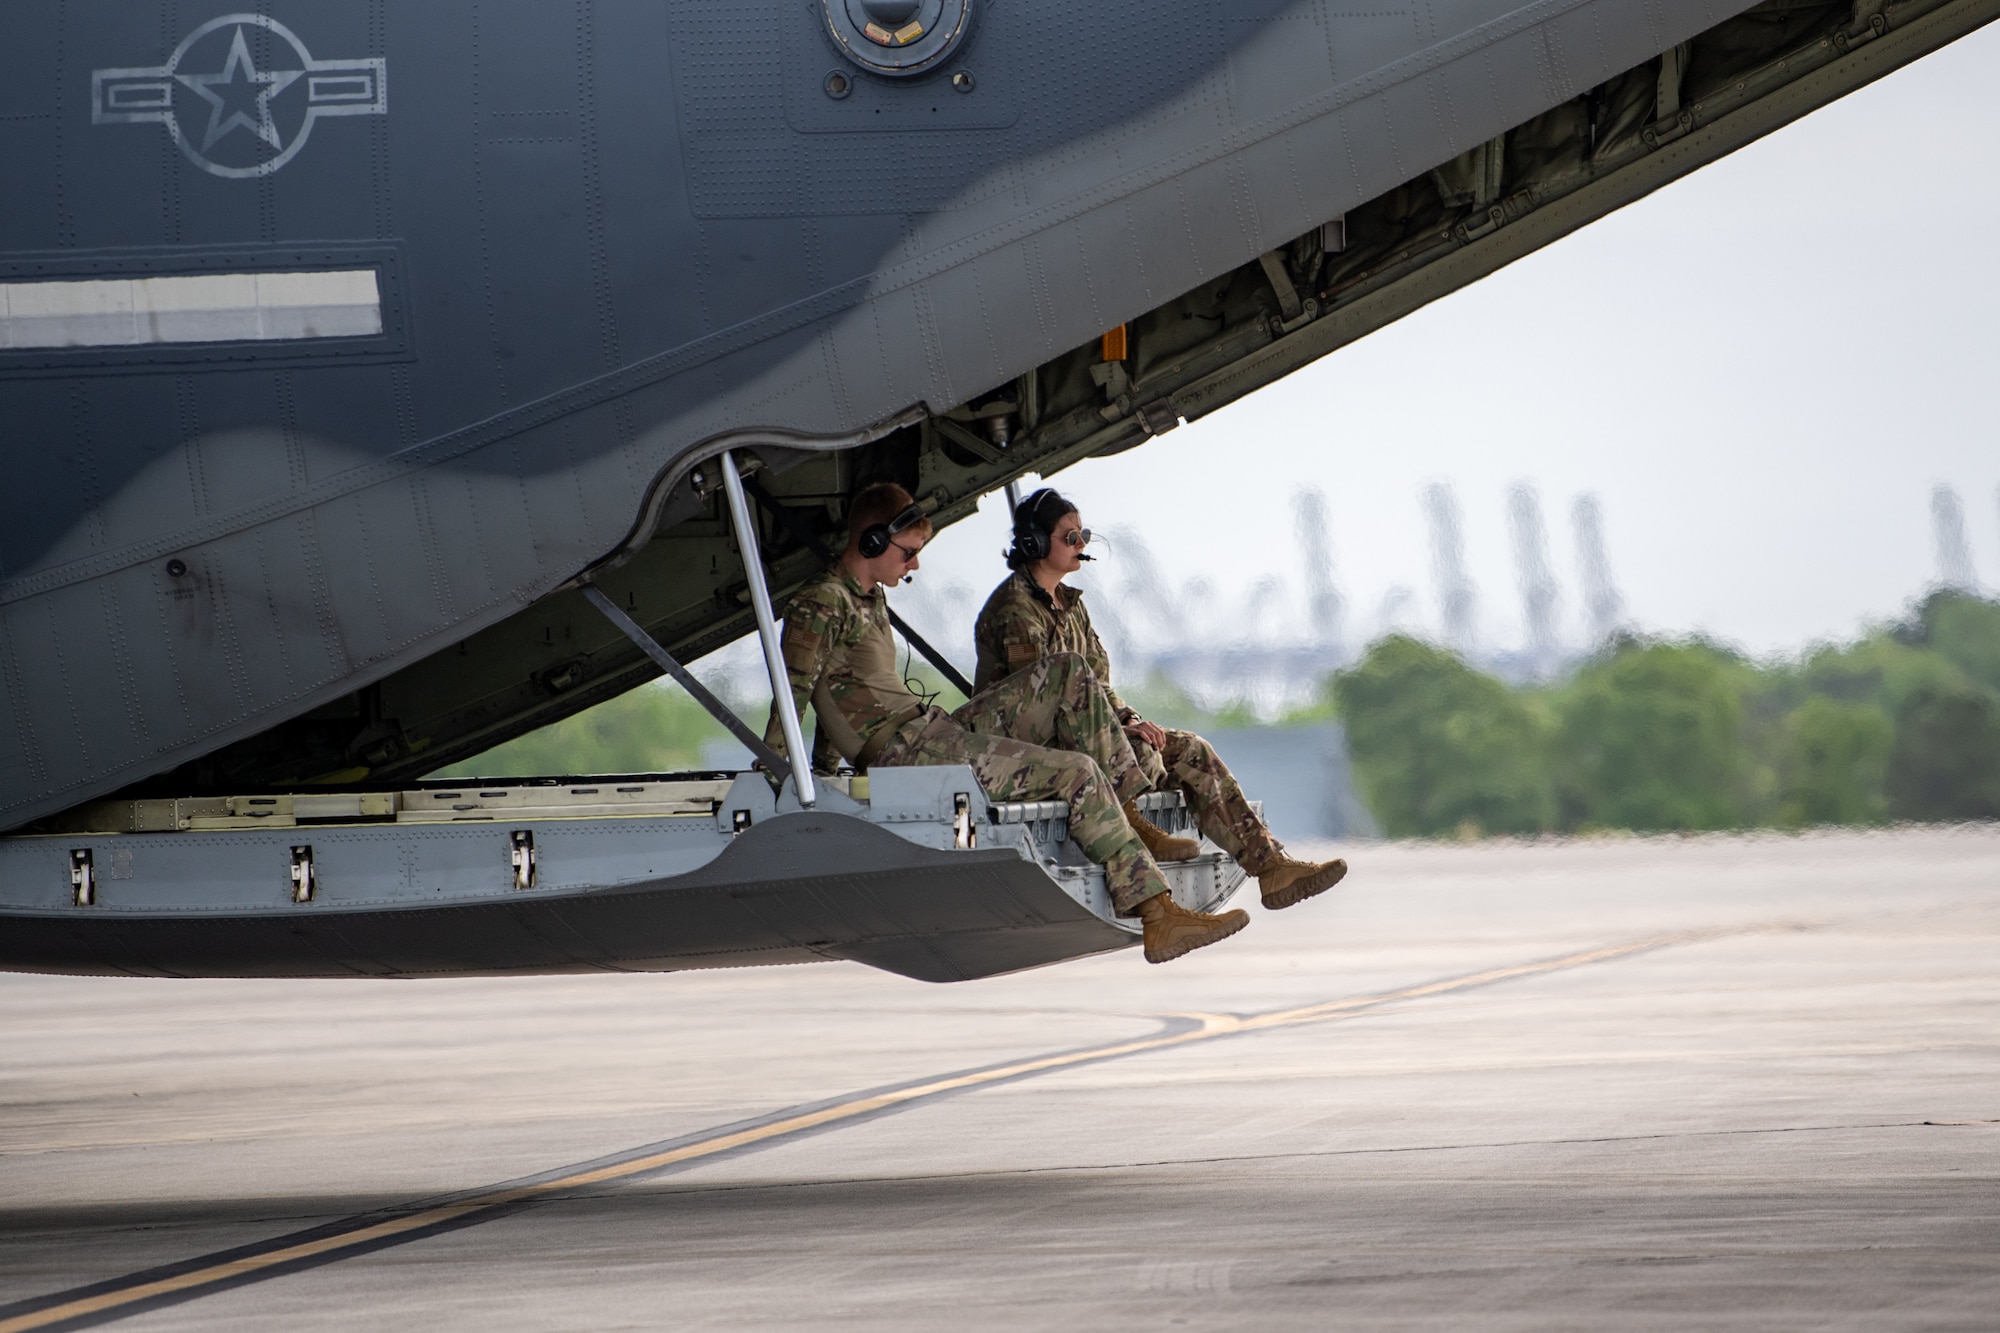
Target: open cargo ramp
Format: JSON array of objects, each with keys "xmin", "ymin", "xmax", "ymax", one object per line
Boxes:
[{"xmin": 0, "ymin": 776, "xmax": 1243, "ymax": 984}]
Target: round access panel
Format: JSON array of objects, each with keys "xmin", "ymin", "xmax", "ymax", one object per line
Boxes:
[{"xmin": 823, "ymin": 0, "xmax": 974, "ymax": 77}]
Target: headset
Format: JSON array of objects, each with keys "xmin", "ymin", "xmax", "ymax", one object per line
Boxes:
[
  {"xmin": 1011, "ymin": 487, "xmax": 1091, "ymax": 564},
  {"xmin": 857, "ymin": 501, "xmax": 927, "ymax": 559}
]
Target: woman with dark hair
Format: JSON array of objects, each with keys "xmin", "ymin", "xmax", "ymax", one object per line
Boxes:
[
  {"xmin": 763, "ymin": 481, "xmax": 1251, "ymax": 964},
  {"xmin": 973, "ymin": 488, "xmax": 1348, "ymax": 911}
]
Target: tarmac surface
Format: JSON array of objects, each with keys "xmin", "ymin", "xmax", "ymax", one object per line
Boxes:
[{"xmin": 3, "ymin": 825, "xmax": 1998, "ymax": 1330}]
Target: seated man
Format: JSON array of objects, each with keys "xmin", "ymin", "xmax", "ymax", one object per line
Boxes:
[
  {"xmin": 763, "ymin": 481, "xmax": 1248, "ymax": 964},
  {"xmin": 973, "ymin": 488, "xmax": 1349, "ymax": 910}
]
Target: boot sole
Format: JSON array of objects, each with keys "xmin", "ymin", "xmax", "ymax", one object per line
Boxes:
[
  {"xmin": 1144, "ymin": 908, "xmax": 1250, "ymax": 963},
  {"xmin": 1260, "ymin": 858, "xmax": 1348, "ymax": 910}
]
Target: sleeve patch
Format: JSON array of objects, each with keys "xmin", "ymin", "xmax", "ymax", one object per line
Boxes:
[{"xmin": 782, "ymin": 627, "xmax": 822, "ymax": 674}]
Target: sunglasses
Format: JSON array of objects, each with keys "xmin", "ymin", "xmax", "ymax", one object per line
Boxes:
[
  {"xmin": 1061, "ymin": 528, "xmax": 1093, "ymax": 548},
  {"xmin": 888, "ymin": 538, "xmax": 924, "ymax": 563}
]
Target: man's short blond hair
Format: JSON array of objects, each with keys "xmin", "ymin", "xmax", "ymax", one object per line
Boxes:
[{"xmin": 847, "ymin": 481, "xmax": 932, "ymax": 551}]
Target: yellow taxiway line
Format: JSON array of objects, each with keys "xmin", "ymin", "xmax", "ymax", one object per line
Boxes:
[{"xmin": 0, "ymin": 923, "xmax": 1766, "ymax": 1332}]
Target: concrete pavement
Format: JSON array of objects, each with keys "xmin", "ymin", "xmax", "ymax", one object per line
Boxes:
[{"xmin": 3, "ymin": 826, "xmax": 1997, "ymax": 1329}]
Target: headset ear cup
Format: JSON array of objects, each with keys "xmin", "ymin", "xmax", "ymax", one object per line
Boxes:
[
  {"xmin": 1012, "ymin": 487, "xmax": 1058, "ymax": 563},
  {"xmin": 858, "ymin": 502, "xmax": 923, "ymax": 560}
]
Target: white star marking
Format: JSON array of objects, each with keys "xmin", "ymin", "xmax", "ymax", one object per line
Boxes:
[{"xmin": 174, "ymin": 26, "xmax": 301, "ymax": 152}]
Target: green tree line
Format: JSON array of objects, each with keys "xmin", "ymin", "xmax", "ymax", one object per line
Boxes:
[
  {"xmin": 428, "ymin": 661, "xmax": 970, "ymax": 781},
  {"xmin": 427, "ymin": 679, "xmax": 747, "ymax": 779},
  {"xmin": 1323, "ymin": 590, "xmax": 2000, "ymax": 838}
]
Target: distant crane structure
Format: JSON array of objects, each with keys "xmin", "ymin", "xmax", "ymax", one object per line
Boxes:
[
  {"xmin": 1507, "ymin": 483, "xmax": 1562, "ymax": 674},
  {"xmin": 1378, "ymin": 585, "xmax": 1417, "ymax": 636},
  {"xmin": 1291, "ymin": 488, "xmax": 1346, "ymax": 655},
  {"xmin": 1422, "ymin": 483, "xmax": 1478, "ymax": 653},
  {"xmin": 1571, "ymin": 493, "xmax": 1626, "ymax": 646},
  {"xmin": 1244, "ymin": 575, "xmax": 1286, "ymax": 641},
  {"xmin": 1932, "ymin": 483, "xmax": 1978, "ymax": 591}
]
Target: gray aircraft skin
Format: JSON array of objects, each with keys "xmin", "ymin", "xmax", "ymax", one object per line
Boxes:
[{"xmin": 2, "ymin": 0, "xmax": 1993, "ymax": 979}]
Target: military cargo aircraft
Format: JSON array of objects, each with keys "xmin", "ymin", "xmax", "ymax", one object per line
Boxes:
[{"xmin": 2, "ymin": 0, "xmax": 1990, "ymax": 980}]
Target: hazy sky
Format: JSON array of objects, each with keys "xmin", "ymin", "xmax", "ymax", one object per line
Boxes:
[{"xmin": 909, "ymin": 22, "xmax": 2000, "ymax": 660}]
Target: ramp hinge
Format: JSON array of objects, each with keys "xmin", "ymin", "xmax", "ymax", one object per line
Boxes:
[
  {"xmin": 69, "ymin": 848, "xmax": 95, "ymax": 906},
  {"xmin": 953, "ymin": 793, "xmax": 976, "ymax": 849},
  {"xmin": 1256, "ymin": 251, "xmax": 1303, "ymax": 322},
  {"xmin": 1454, "ymin": 205, "xmax": 1507, "ymax": 243},
  {"xmin": 1642, "ymin": 40, "xmax": 1695, "ymax": 147},
  {"xmin": 1834, "ymin": 2, "xmax": 1888, "ymax": 50},
  {"xmin": 509, "ymin": 830, "xmax": 537, "ymax": 890},
  {"xmin": 1134, "ymin": 400, "xmax": 1182, "ymax": 435},
  {"xmin": 1641, "ymin": 110, "xmax": 1695, "ymax": 148}
]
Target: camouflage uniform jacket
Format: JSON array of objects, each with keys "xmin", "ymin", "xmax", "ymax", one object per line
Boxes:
[
  {"xmin": 973, "ymin": 571, "xmax": 1137, "ymax": 724},
  {"xmin": 764, "ymin": 567, "xmax": 926, "ymax": 766}
]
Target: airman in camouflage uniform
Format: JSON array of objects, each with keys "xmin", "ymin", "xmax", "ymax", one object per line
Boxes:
[
  {"xmin": 974, "ymin": 567, "xmax": 1283, "ymax": 871},
  {"xmin": 764, "ymin": 482, "xmax": 1249, "ymax": 963},
  {"xmin": 973, "ymin": 488, "xmax": 1348, "ymax": 911}
]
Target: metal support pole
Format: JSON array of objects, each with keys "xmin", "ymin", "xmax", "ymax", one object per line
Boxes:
[
  {"xmin": 1004, "ymin": 480, "xmax": 1023, "ymax": 512},
  {"xmin": 578, "ymin": 584, "xmax": 790, "ymax": 778},
  {"xmin": 719, "ymin": 450, "xmax": 816, "ymax": 808}
]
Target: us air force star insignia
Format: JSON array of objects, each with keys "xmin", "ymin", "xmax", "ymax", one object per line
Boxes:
[
  {"xmin": 179, "ymin": 27, "xmax": 301, "ymax": 153},
  {"xmin": 91, "ymin": 14, "xmax": 386, "ymax": 179}
]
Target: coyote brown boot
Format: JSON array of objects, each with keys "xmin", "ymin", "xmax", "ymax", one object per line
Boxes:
[
  {"xmin": 1122, "ymin": 799, "xmax": 1201, "ymax": 862},
  {"xmin": 1253, "ymin": 854, "xmax": 1348, "ymax": 910},
  {"xmin": 1137, "ymin": 892, "xmax": 1250, "ymax": 964}
]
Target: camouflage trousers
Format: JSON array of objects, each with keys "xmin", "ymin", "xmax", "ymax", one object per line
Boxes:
[
  {"xmin": 873, "ymin": 653, "xmax": 1168, "ymax": 913},
  {"xmin": 950, "ymin": 653, "xmax": 1151, "ymax": 805},
  {"xmin": 1130, "ymin": 728, "xmax": 1282, "ymax": 870}
]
